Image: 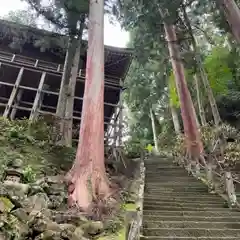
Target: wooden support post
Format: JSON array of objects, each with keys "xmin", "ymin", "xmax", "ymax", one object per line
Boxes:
[
  {"xmin": 29, "ymin": 72, "xmax": 46, "ymax": 121},
  {"xmin": 3, "ymin": 67, "xmax": 24, "ymax": 118},
  {"xmin": 113, "ymin": 108, "xmax": 119, "ymax": 146},
  {"xmin": 34, "ymin": 89, "xmax": 45, "ymax": 119},
  {"xmin": 34, "ymin": 59, "xmax": 39, "ymax": 67},
  {"xmin": 10, "ymin": 89, "xmax": 24, "ymax": 120},
  {"xmin": 57, "ymin": 64, "xmax": 61, "ymax": 72},
  {"xmin": 225, "ymin": 171, "xmax": 237, "ymax": 206},
  {"xmin": 11, "ymin": 54, "xmax": 16, "ymax": 62},
  {"xmin": 106, "ymin": 112, "xmax": 116, "ymax": 146},
  {"xmin": 119, "ymin": 90, "xmax": 124, "ymax": 146},
  {"xmin": 206, "ymin": 160, "xmax": 214, "ymax": 191}
]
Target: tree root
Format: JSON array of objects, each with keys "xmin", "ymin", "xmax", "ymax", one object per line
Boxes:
[{"xmin": 65, "ymin": 165, "xmax": 110, "ymax": 213}]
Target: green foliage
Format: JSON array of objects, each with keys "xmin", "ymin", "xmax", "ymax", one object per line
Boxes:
[
  {"xmin": 23, "ymin": 165, "xmax": 36, "ymax": 183},
  {"xmin": 169, "ymin": 72, "xmax": 179, "ymax": 108},
  {"xmin": 204, "ymin": 46, "xmax": 232, "ymax": 96},
  {"xmin": 4, "ymin": 9, "xmax": 38, "ymax": 27},
  {"xmin": 0, "ymin": 117, "xmax": 76, "ymax": 177},
  {"xmin": 124, "ymin": 138, "xmax": 146, "ymax": 158}
]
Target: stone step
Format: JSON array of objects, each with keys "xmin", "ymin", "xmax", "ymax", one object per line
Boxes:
[
  {"xmin": 143, "ymin": 215, "xmax": 240, "ymax": 223},
  {"xmin": 146, "ymin": 169, "xmax": 184, "ymax": 172},
  {"xmin": 144, "ymin": 190, "xmax": 209, "ymax": 194},
  {"xmin": 143, "ymin": 205, "xmax": 230, "ymax": 212},
  {"xmin": 145, "ymin": 172, "xmax": 187, "ymax": 175},
  {"xmin": 143, "ymin": 201, "xmax": 226, "ymax": 208},
  {"xmin": 144, "ymin": 191, "xmax": 216, "ymax": 197},
  {"xmin": 140, "ymin": 237, "xmax": 240, "ymax": 240},
  {"xmin": 143, "ymin": 198, "xmax": 225, "ymax": 205},
  {"xmin": 145, "ymin": 169, "xmax": 186, "ymax": 172},
  {"xmin": 144, "ymin": 193, "xmax": 222, "ymax": 199},
  {"xmin": 145, "ymin": 175, "xmax": 188, "ymax": 179},
  {"xmin": 146, "ymin": 165, "xmax": 182, "ymax": 169},
  {"xmin": 144, "ymin": 193, "xmax": 213, "ymax": 198},
  {"xmin": 143, "ymin": 210, "xmax": 240, "ymax": 217},
  {"xmin": 143, "ymin": 228, "xmax": 240, "ymax": 237},
  {"xmin": 145, "ymin": 182, "xmax": 204, "ymax": 186},
  {"xmin": 145, "ymin": 173, "xmax": 196, "ymax": 181},
  {"xmin": 143, "ymin": 221, "xmax": 240, "ymax": 229},
  {"xmin": 145, "ymin": 184, "xmax": 204, "ymax": 187},
  {"xmin": 145, "ymin": 187, "xmax": 208, "ymax": 192},
  {"xmin": 145, "ymin": 185, "xmax": 208, "ymax": 189},
  {"xmin": 142, "ymin": 160, "xmax": 240, "ymax": 240}
]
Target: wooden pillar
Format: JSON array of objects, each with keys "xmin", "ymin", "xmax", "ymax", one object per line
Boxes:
[
  {"xmin": 3, "ymin": 67, "xmax": 24, "ymax": 118},
  {"xmin": 29, "ymin": 72, "xmax": 46, "ymax": 121},
  {"xmin": 113, "ymin": 107, "xmax": 119, "ymax": 146},
  {"xmin": 34, "ymin": 59, "xmax": 39, "ymax": 67},
  {"xmin": 10, "ymin": 89, "xmax": 23, "ymax": 120},
  {"xmin": 109, "ymin": 112, "xmax": 117, "ymax": 146},
  {"xmin": 57, "ymin": 64, "xmax": 61, "ymax": 72},
  {"xmin": 11, "ymin": 54, "xmax": 16, "ymax": 62},
  {"xmin": 64, "ymin": 40, "xmax": 82, "ymax": 146},
  {"xmin": 225, "ymin": 171, "xmax": 237, "ymax": 206},
  {"xmin": 118, "ymin": 90, "xmax": 124, "ymax": 146}
]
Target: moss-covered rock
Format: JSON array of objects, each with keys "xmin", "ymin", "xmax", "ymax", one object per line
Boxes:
[
  {"xmin": 81, "ymin": 221, "xmax": 104, "ymax": 236},
  {"xmin": 0, "ymin": 197, "xmax": 14, "ymax": 213},
  {"xmin": 0, "ymin": 118, "xmax": 142, "ymax": 240}
]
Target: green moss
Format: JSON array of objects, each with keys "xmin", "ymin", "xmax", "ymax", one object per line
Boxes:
[
  {"xmin": 0, "ymin": 118, "xmax": 76, "ymax": 177},
  {"xmin": 0, "ymin": 197, "xmax": 14, "ymax": 212},
  {"xmin": 124, "ymin": 203, "xmax": 137, "ymax": 211},
  {"xmin": 97, "ymin": 227, "xmax": 126, "ymax": 240}
]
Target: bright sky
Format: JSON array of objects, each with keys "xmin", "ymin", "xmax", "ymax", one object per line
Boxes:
[{"xmin": 0, "ymin": 0, "xmax": 129, "ymax": 48}]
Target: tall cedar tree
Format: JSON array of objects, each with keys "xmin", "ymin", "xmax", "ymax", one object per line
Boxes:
[{"xmin": 65, "ymin": 0, "xmax": 110, "ymax": 210}]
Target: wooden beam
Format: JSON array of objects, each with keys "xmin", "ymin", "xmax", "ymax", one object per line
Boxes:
[
  {"xmin": 0, "ymin": 96, "xmax": 115, "ymax": 122},
  {"xmin": 29, "ymin": 72, "xmax": 46, "ymax": 121},
  {"xmin": 10, "ymin": 88, "xmax": 23, "ymax": 120},
  {"xmin": 0, "ymin": 80, "xmax": 121, "ymax": 108},
  {"xmin": 3, "ymin": 67, "xmax": 24, "ymax": 118},
  {"xmin": 0, "ymin": 61, "xmax": 122, "ymax": 90}
]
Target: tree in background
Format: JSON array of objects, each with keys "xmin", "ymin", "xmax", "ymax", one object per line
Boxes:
[{"xmin": 4, "ymin": 9, "xmax": 38, "ymax": 27}]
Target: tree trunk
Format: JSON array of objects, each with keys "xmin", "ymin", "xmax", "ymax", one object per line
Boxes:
[
  {"xmin": 163, "ymin": 20, "xmax": 203, "ymax": 158},
  {"xmin": 65, "ymin": 0, "xmax": 109, "ymax": 210},
  {"xmin": 197, "ymin": 54, "xmax": 221, "ymax": 126},
  {"xmin": 56, "ymin": 34, "xmax": 77, "ymax": 135},
  {"xmin": 219, "ymin": 0, "xmax": 240, "ymax": 43},
  {"xmin": 170, "ymin": 104, "xmax": 181, "ymax": 134},
  {"xmin": 150, "ymin": 108, "xmax": 160, "ymax": 154},
  {"xmin": 64, "ymin": 18, "xmax": 85, "ymax": 146},
  {"xmin": 194, "ymin": 74, "xmax": 207, "ymax": 126},
  {"xmin": 193, "ymin": 102, "xmax": 200, "ymax": 129},
  {"xmin": 182, "ymin": 6, "xmax": 222, "ymax": 126}
]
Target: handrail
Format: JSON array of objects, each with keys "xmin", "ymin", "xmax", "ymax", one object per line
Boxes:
[
  {"xmin": 0, "ymin": 50, "xmax": 122, "ymax": 83},
  {"xmin": 185, "ymin": 156, "xmax": 238, "ymax": 207},
  {"xmin": 127, "ymin": 155, "xmax": 145, "ymax": 240}
]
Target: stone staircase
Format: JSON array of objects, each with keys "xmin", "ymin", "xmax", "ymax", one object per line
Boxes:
[{"xmin": 141, "ymin": 158, "xmax": 240, "ymax": 240}]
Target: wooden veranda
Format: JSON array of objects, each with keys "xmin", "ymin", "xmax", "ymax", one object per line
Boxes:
[{"xmin": 0, "ymin": 19, "xmax": 133, "ymax": 145}]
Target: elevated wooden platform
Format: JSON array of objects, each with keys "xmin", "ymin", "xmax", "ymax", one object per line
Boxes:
[{"xmin": 0, "ymin": 19, "xmax": 133, "ymax": 145}]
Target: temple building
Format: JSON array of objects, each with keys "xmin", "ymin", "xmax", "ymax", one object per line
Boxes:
[{"xmin": 0, "ymin": 19, "xmax": 132, "ymax": 145}]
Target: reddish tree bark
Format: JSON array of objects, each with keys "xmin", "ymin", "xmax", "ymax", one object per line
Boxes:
[
  {"xmin": 219, "ymin": 0, "xmax": 240, "ymax": 43},
  {"xmin": 164, "ymin": 23, "xmax": 203, "ymax": 158},
  {"xmin": 65, "ymin": 0, "xmax": 109, "ymax": 210}
]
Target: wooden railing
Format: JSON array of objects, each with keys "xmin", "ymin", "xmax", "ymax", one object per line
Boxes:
[
  {"xmin": 175, "ymin": 153, "xmax": 239, "ymax": 208},
  {"xmin": 190, "ymin": 160, "xmax": 238, "ymax": 207},
  {"xmin": 0, "ymin": 50, "xmax": 121, "ymax": 86},
  {"xmin": 0, "ymin": 50, "xmax": 63, "ymax": 72},
  {"xmin": 127, "ymin": 156, "xmax": 145, "ymax": 240}
]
